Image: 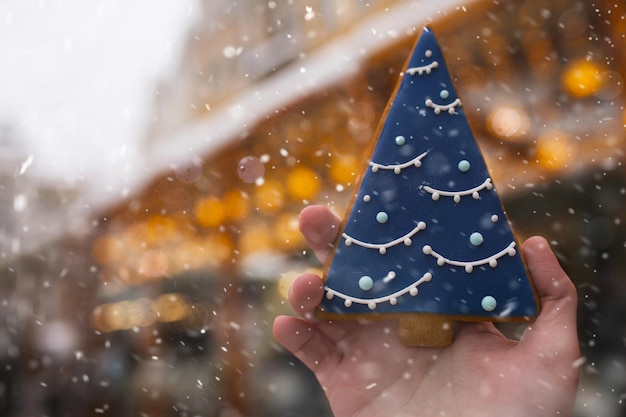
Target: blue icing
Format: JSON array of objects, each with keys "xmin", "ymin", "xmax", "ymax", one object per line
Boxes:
[{"xmin": 321, "ymin": 27, "xmax": 538, "ymax": 320}]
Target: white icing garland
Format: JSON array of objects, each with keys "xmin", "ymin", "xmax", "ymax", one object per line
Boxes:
[
  {"xmin": 343, "ymin": 222, "xmax": 427, "ymax": 254},
  {"xmin": 425, "ymin": 98, "xmax": 462, "ymax": 115},
  {"xmin": 370, "ymin": 151, "xmax": 428, "ymax": 174},
  {"xmin": 406, "ymin": 61, "xmax": 439, "ymax": 76},
  {"xmin": 325, "ymin": 272, "xmax": 433, "ymax": 310},
  {"xmin": 422, "ymin": 241, "xmax": 517, "ymax": 273},
  {"xmin": 422, "ymin": 178, "xmax": 493, "ymax": 203}
]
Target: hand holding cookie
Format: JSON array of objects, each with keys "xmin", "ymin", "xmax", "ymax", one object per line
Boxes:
[{"xmin": 273, "ymin": 205, "xmax": 580, "ymax": 417}]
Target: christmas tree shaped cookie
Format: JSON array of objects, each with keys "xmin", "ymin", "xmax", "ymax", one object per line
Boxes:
[{"xmin": 317, "ymin": 27, "xmax": 540, "ymax": 347}]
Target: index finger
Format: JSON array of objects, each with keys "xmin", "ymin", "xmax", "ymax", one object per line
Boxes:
[{"xmin": 299, "ymin": 205, "xmax": 341, "ymax": 263}]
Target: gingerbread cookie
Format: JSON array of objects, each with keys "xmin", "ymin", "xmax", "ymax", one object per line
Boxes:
[{"xmin": 317, "ymin": 27, "xmax": 540, "ymax": 347}]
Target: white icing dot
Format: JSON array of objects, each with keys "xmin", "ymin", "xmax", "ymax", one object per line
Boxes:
[
  {"xmin": 470, "ymin": 232, "xmax": 484, "ymax": 246},
  {"xmin": 423, "ymin": 272, "xmax": 432, "ymax": 282},
  {"xmin": 425, "ymin": 50, "xmax": 432, "ymax": 57},
  {"xmin": 508, "ymin": 248, "xmax": 517, "ymax": 256},
  {"xmin": 431, "ymin": 193, "xmax": 440, "ymax": 201},
  {"xmin": 472, "ymin": 191, "xmax": 480, "ymax": 199},
  {"xmin": 326, "ymin": 292, "xmax": 334, "ymax": 300},
  {"xmin": 491, "ymin": 214, "xmax": 499, "ymax": 223},
  {"xmin": 379, "ymin": 247, "xmax": 387, "ymax": 255},
  {"xmin": 453, "ymin": 194, "xmax": 461, "ymax": 203},
  {"xmin": 437, "ymin": 258, "xmax": 445, "ymax": 267},
  {"xmin": 481, "ymin": 296, "xmax": 497, "ymax": 312},
  {"xmin": 448, "ymin": 107, "xmax": 455, "ymax": 115},
  {"xmin": 345, "ymin": 238, "xmax": 353, "ymax": 246},
  {"xmin": 404, "ymin": 238, "xmax": 412, "ymax": 246},
  {"xmin": 363, "ymin": 194, "xmax": 371, "ymax": 202},
  {"xmin": 368, "ymin": 302, "xmax": 377, "ymax": 310},
  {"xmin": 376, "ymin": 211, "xmax": 389, "ymax": 224},
  {"xmin": 489, "ymin": 259, "xmax": 498, "ymax": 268},
  {"xmin": 390, "ymin": 298, "xmax": 398, "ymax": 305},
  {"xmin": 422, "ymin": 245, "xmax": 432, "ymax": 255},
  {"xmin": 465, "ymin": 265, "xmax": 474, "ymax": 273},
  {"xmin": 409, "ymin": 287, "xmax": 418, "ymax": 296},
  {"xmin": 344, "ymin": 299, "xmax": 352, "ymax": 307},
  {"xmin": 394, "ymin": 167, "xmax": 401, "ymax": 174},
  {"xmin": 371, "ymin": 166, "xmax": 379, "ymax": 173},
  {"xmin": 359, "ymin": 276, "xmax": 374, "ymax": 291}
]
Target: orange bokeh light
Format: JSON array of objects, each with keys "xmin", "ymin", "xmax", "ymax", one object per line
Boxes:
[
  {"xmin": 562, "ymin": 60, "xmax": 603, "ymax": 98},
  {"xmin": 287, "ymin": 166, "xmax": 321, "ymax": 201}
]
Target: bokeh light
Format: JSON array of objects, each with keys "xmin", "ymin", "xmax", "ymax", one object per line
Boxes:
[
  {"xmin": 239, "ymin": 219, "xmax": 273, "ymax": 255},
  {"xmin": 255, "ymin": 179, "xmax": 285, "ymax": 214},
  {"xmin": 329, "ymin": 153, "xmax": 361, "ymax": 184},
  {"xmin": 138, "ymin": 249, "xmax": 170, "ymax": 278},
  {"xmin": 174, "ymin": 156, "xmax": 204, "ymax": 183},
  {"xmin": 488, "ymin": 105, "xmax": 530, "ymax": 141},
  {"xmin": 155, "ymin": 293, "xmax": 190, "ymax": 323},
  {"xmin": 596, "ymin": 71, "xmax": 624, "ymax": 100},
  {"xmin": 222, "ymin": 190, "xmax": 250, "ymax": 221},
  {"xmin": 273, "ymin": 212, "xmax": 304, "ymax": 249},
  {"xmin": 287, "ymin": 166, "xmax": 321, "ymax": 201},
  {"xmin": 237, "ymin": 155, "xmax": 265, "ymax": 184},
  {"xmin": 194, "ymin": 196, "xmax": 226, "ymax": 228},
  {"xmin": 562, "ymin": 60, "xmax": 603, "ymax": 98},
  {"xmin": 535, "ymin": 129, "xmax": 572, "ymax": 170}
]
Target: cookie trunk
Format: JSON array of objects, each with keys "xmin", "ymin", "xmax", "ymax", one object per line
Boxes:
[{"xmin": 398, "ymin": 315, "xmax": 454, "ymax": 347}]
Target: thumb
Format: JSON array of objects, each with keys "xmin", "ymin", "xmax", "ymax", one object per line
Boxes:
[{"xmin": 518, "ymin": 237, "xmax": 580, "ymax": 366}]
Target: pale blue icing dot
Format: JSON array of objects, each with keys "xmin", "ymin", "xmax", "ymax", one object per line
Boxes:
[
  {"xmin": 481, "ymin": 296, "xmax": 497, "ymax": 312},
  {"xmin": 376, "ymin": 212, "xmax": 389, "ymax": 224},
  {"xmin": 458, "ymin": 160, "xmax": 471, "ymax": 172},
  {"xmin": 469, "ymin": 232, "xmax": 484, "ymax": 246},
  {"xmin": 395, "ymin": 135, "xmax": 406, "ymax": 146},
  {"xmin": 440, "ymin": 89, "xmax": 450, "ymax": 99},
  {"xmin": 359, "ymin": 276, "xmax": 374, "ymax": 291}
]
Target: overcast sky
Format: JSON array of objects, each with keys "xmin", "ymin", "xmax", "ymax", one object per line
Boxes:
[{"xmin": 0, "ymin": 0, "xmax": 195, "ymax": 188}]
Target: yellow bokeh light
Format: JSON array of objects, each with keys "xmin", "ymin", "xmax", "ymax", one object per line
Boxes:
[
  {"xmin": 287, "ymin": 166, "xmax": 321, "ymax": 201},
  {"xmin": 562, "ymin": 60, "xmax": 603, "ymax": 98},
  {"xmin": 145, "ymin": 215, "xmax": 177, "ymax": 243},
  {"xmin": 273, "ymin": 212, "xmax": 304, "ymax": 249},
  {"xmin": 155, "ymin": 293, "xmax": 190, "ymax": 323},
  {"xmin": 194, "ymin": 196, "xmax": 226, "ymax": 228},
  {"xmin": 102, "ymin": 301, "xmax": 131, "ymax": 332},
  {"xmin": 92, "ymin": 295, "xmax": 189, "ymax": 333},
  {"xmin": 255, "ymin": 179, "xmax": 285, "ymax": 214},
  {"xmin": 239, "ymin": 220, "xmax": 273, "ymax": 254},
  {"xmin": 329, "ymin": 154, "xmax": 361, "ymax": 184},
  {"xmin": 202, "ymin": 233, "xmax": 234, "ymax": 265},
  {"xmin": 536, "ymin": 130, "xmax": 571, "ymax": 170},
  {"xmin": 222, "ymin": 190, "xmax": 250, "ymax": 221}
]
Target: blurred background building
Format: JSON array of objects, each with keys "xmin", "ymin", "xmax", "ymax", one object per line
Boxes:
[{"xmin": 1, "ymin": 0, "xmax": 626, "ymax": 416}]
